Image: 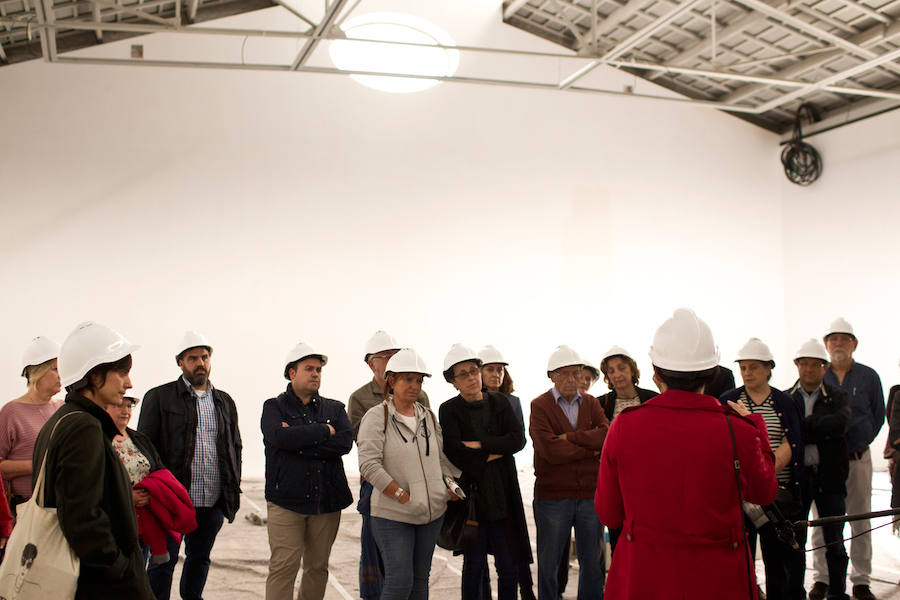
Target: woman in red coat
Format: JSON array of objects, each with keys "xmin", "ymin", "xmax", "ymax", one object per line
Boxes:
[{"xmin": 595, "ymin": 309, "xmax": 777, "ymax": 600}]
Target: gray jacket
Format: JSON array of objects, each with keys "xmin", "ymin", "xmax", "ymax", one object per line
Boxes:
[{"xmin": 357, "ymin": 400, "xmax": 460, "ymax": 525}]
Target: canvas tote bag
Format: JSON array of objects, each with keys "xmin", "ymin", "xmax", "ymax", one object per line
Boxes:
[{"xmin": 0, "ymin": 411, "xmax": 81, "ymax": 600}]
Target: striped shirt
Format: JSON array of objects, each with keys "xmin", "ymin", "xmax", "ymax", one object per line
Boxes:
[
  {"xmin": 184, "ymin": 376, "xmax": 221, "ymax": 507},
  {"xmin": 741, "ymin": 390, "xmax": 791, "ymax": 483}
]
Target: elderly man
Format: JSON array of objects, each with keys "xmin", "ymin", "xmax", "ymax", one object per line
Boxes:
[
  {"xmin": 530, "ymin": 345, "xmax": 608, "ymax": 600},
  {"xmin": 348, "ymin": 331, "xmax": 430, "ymax": 600},
  {"xmin": 787, "ymin": 339, "xmax": 850, "ymax": 600},
  {"xmin": 261, "ymin": 342, "xmax": 352, "ymax": 600},
  {"xmin": 139, "ymin": 331, "xmax": 242, "ymax": 600},
  {"xmin": 807, "ymin": 318, "xmax": 885, "ymax": 600}
]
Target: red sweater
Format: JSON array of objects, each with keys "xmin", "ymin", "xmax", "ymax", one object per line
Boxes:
[
  {"xmin": 529, "ymin": 390, "xmax": 609, "ymax": 499},
  {"xmin": 0, "ymin": 479, "xmax": 12, "ymax": 539},
  {"xmin": 135, "ymin": 469, "xmax": 197, "ymax": 560}
]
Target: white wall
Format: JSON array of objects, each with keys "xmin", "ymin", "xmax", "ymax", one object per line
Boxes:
[
  {"xmin": 1, "ymin": 0, "xmax": 797, "ymax": 478},
  {"xmin": 781, "ymin": 109, "xmax": 900, "ymax": 469}
]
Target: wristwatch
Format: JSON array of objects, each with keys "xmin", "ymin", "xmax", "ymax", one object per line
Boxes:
[{"xmin": 394, "ymin": 487, "xmax": 405, "ymax": 500}]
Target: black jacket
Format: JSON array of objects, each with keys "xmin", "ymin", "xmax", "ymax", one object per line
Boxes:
[
  {"xmin": 32, "ymin": 393, "xmax": 153, "ymax": 600},
  {"xmin": 597, "ymin": 386, "xmax": 658, "ymax": 423},
  {"xmin": 137, "ymin": 378, "xmax": 242, "ymax": 521},
  {"xmin": 439, "ymin": 391, "xmax": 533, "ymax": 565},
  {"xmin": 787, "ymin": 381, "xmax": 850, "ymax": 494},
  {"xmin": 261, "ymin": 385, "xmax": 353, "ymax": 514}
]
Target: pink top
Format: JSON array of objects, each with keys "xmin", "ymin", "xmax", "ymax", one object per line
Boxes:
[{"xmin": 0, "ymin": 399, "xmax": 63, "ymax": 497}]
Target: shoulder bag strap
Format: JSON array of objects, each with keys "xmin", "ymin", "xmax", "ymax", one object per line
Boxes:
[
  {"xmin": 34, "ymin": 411, "xmax": 83, "ymax": 508},
  {"xmin": 725, "ymin": 413, "xmax": 754, "ymax": 600}
]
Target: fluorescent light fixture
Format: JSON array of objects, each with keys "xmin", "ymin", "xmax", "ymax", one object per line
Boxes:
[{"xmin": 329, "ymin": 13, "xmax": 460, "ymax": 93}]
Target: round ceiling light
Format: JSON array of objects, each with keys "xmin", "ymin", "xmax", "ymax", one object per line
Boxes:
[{"xmin": 328, "ymin": 13, "xmax": 460, "ymax": 93}]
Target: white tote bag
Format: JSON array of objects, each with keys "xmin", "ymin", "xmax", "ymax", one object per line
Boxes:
[{"xmin": 0, "ymin": 412, "xmax": 80, "ymax": 600}]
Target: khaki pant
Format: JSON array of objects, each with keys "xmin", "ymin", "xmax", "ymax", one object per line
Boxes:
[{"xmin": 265, "ymin": 502, "xmax": 341, "ymax": 600}]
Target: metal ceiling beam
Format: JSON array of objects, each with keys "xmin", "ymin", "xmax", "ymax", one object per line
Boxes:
[
  {"xmin": 721, "ymin": 18, "xmax": 900, "ymax": 104},
  {"xmin": 503, "ymin": 0, "xmax": 532, "ymax": 20},
  {"xmin": 52, "ymin": 53, "xmax": 764, "ymax": 113},
  {"xmin": 752, "ymin": 44, "xmax": 900, "ymax": 111},
  {"xmin": 288, "ymin": 0, "xmax": 349, "ymax": 71},
  {"xmin": 607, "ymin": 57, "xmax": 900, "ymax": 99},
  {"xmin": 272, "ymin": 0, "xmax": 314, "ymax": 28},
  {"xmin": 93, "ymin": 0, "xmax": 173, "ymax": 25},
  {"xmin": 559, "ymin": 0, "xmax": 707, "ymax": 88},
  {"xmin": 31, "ymin": 0, "xmax": 57, "ymax": 60},
  {"xmin": 0, "ymin": 40, "xmax": 6, "ymax": 61}
]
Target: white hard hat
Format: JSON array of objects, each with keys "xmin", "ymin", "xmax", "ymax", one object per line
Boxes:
[
  {"xmin": 176, "ymin": 330, "xmax": 213, "ymax": 360},
  {"xmin": 735, "ymin": 337, "xmax": 775, "ymax": 366},
  {"xmin": 547, "ymin": 345, "xmax": 584, "ymax": 373},
  {"xmin": 124, "ymin": 388, "xmax": 144, "ymax": 402},
  {"xmin": 385, "ymin": 348, "xmax": 431, "ymax": 378},
  {"xmin": 283, "ymin": 341, "xmax": 328, "ymax": 379},
  {"xmin": 601, "ymin": 345, "xmax": 633, "ymax": 363},
  {"xmin": 364, "ymin": 330, "xmax": 401, "ymax": 362},
  {"xmin": 794, "ymin": 338, "xmax": 829, "ymax": 362},
  {"xmin": 649, "ymin": 308, "xmax": 719, "ymax": 372},
  {"xmin": 442, "ymin": 344, "xmax": 482, "ymax": 382},
  {"xmin": 20, "ymin": 336, "xmax": 60, "ymax": 377},
  {"xmin": 823, "ymin": 317, "xmax": 855, "ymax": 340},
  {"xmin": 58, "ymin": 321, "xmax": 140, "ymax": 388},
  {"xmin": 477, "ymin": 345, "xmax": 508, "ymax": 366}
]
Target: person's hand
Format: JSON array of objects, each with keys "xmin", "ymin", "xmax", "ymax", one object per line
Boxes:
[
  {"xmin": 0, "ymin": 537, "xmax": 7, "ymax": 549},
  {"xmin": 133, "ymin": 488, "xmax": 150, "ymax": 508},
  {"xmin": 397, "ymin": 490, "xmax": 410, "ymax": 504},
  {"xmin": 448, "ymin": 489, "xmax": 462, "ymax": 501},
  {"xmin": 281, "ymin": 422, "xmax": 289, "ymax": 428},
  {"xmin": 326, "ymin": 424, "xmax": 336, "ymax": 436},
  {"xmin": 557, "ymin": 433, "xmax": 569, "ymax": 441},
  {"xmin": 462, "ymin": 441, "xmax": 482, "ymax": 449},
  {"xmin": 487, "ymin": 454, "xmax": 503, "ymax": 462},
  {"xmin": 727, "ymin": 400, "xmax": 750, "ymax": 417}
]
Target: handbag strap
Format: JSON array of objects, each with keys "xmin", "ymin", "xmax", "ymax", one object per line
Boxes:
[
  {"xmin": 724, "ymin": 413, "xmax": 754, "ymax": 600},
  {"xmin": 33, "ymin": 411, "xmax": 83, "ymax": 508}
]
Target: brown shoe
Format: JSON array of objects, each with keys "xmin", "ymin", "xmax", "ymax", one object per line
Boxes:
[
  {"xmin": 809, "ymin": 582, "xmax": 828, "ymax": 600},
  {"xmin": 852, "ymin": 585, "xmax": 877, "ymax": 600}
]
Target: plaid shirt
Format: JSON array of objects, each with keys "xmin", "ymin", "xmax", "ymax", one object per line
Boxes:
[{"xmin": 184, "ymin": 376, "xmax": 221, "ymax": 507}]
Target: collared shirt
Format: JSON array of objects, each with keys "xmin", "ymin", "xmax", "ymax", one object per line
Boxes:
[
  {"xmin": 184, "ymin": 376, "xmax": 221, "ymax": 507},
  {"xmin": 824, "ymin": 360, "xmax": 885, "ymax": 453},
  {"xmin": 551, "ymin": 387, "xmax": 582, "ymax": 428},
  {"xmin": 798, "ymin": 385, "xmax": 821, "ymax": 466}
]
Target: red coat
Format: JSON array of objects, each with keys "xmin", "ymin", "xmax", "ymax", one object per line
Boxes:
[
  {"xmin": 0, "ymin": 479, "xmax": 12, "ymax": 539},
  {"xmin": 135, "ymin": 468, "xmax": 197, "ymax": 560},
  {"xmin": 595, "ymin": 390, "xmax": 777, "ymax": 600}
]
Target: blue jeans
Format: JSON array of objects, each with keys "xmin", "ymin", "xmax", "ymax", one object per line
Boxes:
[
  {"xmin": 534, "ymin": 498, "xmax": 604, "ymax": 600},
  {"xmin": 147, "ymin": 505, "xmax": 225, "ymax": 600},
  {"xmin": 462, "ymin": 519, "xmax": 519, "ymax": 600},
  {"xmin": 371, "ymin": 515, "xmax": 444, "ymax": 600}
]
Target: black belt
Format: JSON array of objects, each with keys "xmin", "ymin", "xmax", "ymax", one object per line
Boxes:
[{"xmin": 849, "ymin": 449, "xmax": 868, "ymax": 461}]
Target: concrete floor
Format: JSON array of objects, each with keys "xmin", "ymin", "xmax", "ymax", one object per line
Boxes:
[{"xmin": 180, "ymin": 470, "xmax": 900, "ymax": 599}]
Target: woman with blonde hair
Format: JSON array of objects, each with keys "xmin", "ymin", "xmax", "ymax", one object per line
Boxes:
[{"xmin": 0, "ymin": 336, "xmax": 63, "ymax": 511}]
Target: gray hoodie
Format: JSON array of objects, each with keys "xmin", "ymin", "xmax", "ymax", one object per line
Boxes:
[{"xmin": 357, "ymin": 400, "xmax": 461, "ymax": 525}]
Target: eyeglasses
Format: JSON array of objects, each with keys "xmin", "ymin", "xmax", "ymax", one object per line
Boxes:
[
  {"xmin": 370, "ymin": 353, "xmax": 394, "ymax": 361},
  {"xmin": 453, "ymin": 368, "xmax": 481, "ymax": 380},
  {"xmin": 555, "ymin": 369, "xmax": 583, "ymax": 380}
]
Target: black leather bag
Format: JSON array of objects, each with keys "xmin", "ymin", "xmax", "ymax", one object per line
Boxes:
[{"xmin": 436, "ymin": 487, "xmax": 479, "ymax": 552}]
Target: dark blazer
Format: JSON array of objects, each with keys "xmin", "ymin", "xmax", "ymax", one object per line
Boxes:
[
  {"xmin": 439, "ymin": 391, "xmax": 532, "ymax": 565},
  {"xmin": 138, "ymin": 378, "xmax": 242, "ymax": 522},
  {"xmin": 33, "ymin": 393, "xmax": 153, "ymax": 600},
  {"xmin": 720, "ymin": 386, "xmax": 805, "ymax": 503},
  {"xmin": 597, "ymin": 386, "xmax": 658, "ymax": 423},
  {"xmin": 261, "ymin": 385, "xmax": 353, "ymax": 514},
  {"xmin": 787, "ymin": 381, "xmax": 850, "ymax": 494}
]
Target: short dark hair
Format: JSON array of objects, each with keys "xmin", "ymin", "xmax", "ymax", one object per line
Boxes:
[
  {"xmin": 653, "ymin": 365, "xmax": 718, "ymax": 393},
  {"xmin": 69, "ymin": 354, "xmax": 133, "ymax": 393},
  {"xmin": 443, "ymin": 360, "xmax": 481, "ymax": 384}
]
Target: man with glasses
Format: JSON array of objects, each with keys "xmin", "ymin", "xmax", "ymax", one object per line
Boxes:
[
  {"xmin": 530, "ymin": 345, "xmax": 609, "ymax": 600},
  {"xmin": 348, "ymin": 331, "xmax": 430, "ymax": 600},
  {"xmin": 808, "ymin": 319, "xmax": 885, "ymax": 600}
]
